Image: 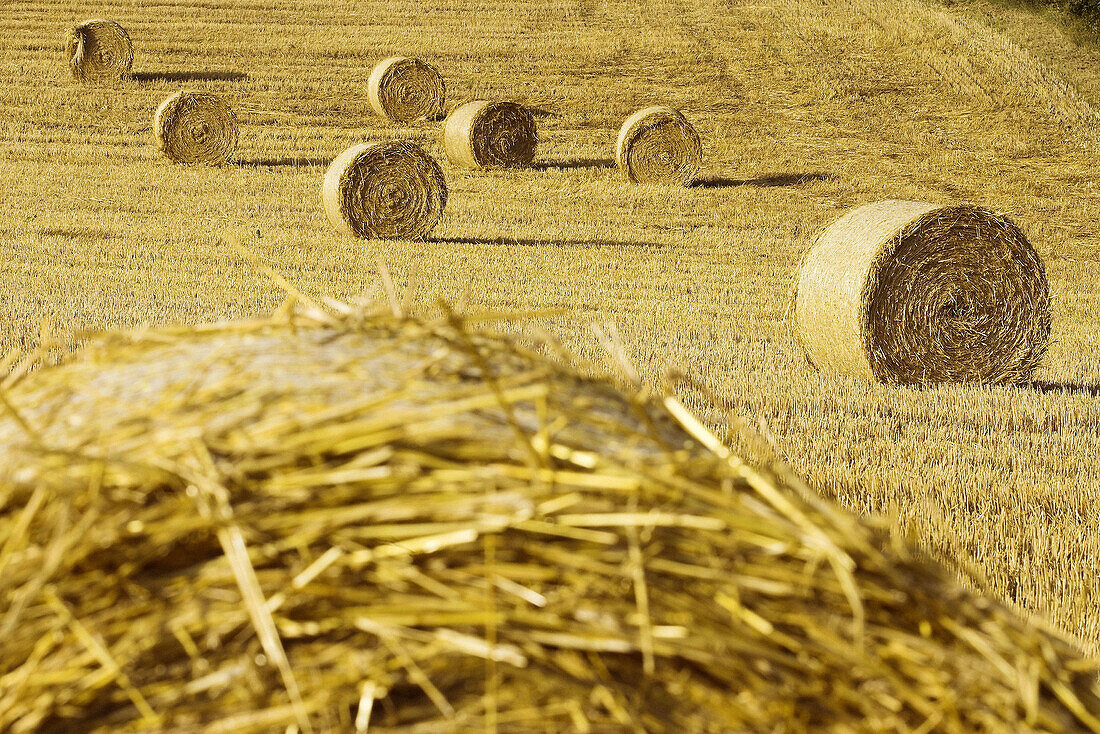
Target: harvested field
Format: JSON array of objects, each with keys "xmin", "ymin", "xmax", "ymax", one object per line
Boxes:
[{"xmin": 2, "ymin": 0, "xmax": 1100, "ymax": 682}]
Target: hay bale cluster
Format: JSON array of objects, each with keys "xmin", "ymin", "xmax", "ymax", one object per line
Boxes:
[
  {"xmin": 48, "ymin": 14, "xmax": 1089, "ymax": 730},
  {"xmin": 0, "ymin": 306, "xmax": 1097, "ymax": 733},
  {"xmin": 794, "ymin": 201, "xmax": 1052, "ymax": 386},
  {"xmin": 66, "ymin": 17, "xmax": 710, "ymax": 239}
]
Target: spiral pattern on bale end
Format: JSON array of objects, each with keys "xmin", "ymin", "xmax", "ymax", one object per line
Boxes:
[
  {"xmin": 154, "ymin": 91, "xmax": 239, "ymax": 165},
  {"xmin": 616, "ymin": 106, "xmax": 702, "ymax": 186},
  {"xmin": 794, "ymin": 200, "xmax": 1052, "ymax": 386},
  {"xmin": 367, "ymin": 57, "xmax": 445, "ymax": 123},
  {"xmin": 67, "ymin": 19, "xmax": 133, "ymax": 83},
  {"xmin": 444, "ymin": 100, "xmax": 538, "ymax": 169},
  {"xmin": 322, "ymin": 141, "xmax": 447, "ymax": 241}
]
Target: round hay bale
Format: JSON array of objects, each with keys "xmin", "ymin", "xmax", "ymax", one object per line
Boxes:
[
  {"xmin": 153, "ymin": 91, "xmax": 239, "ymax": 165},
  {"xmin": 443, "ymin": 100, "xmax": 538, "ymax": 169},
  {"xmin": 367, "ymin": 57, "xmax": 445, "ymax": 123},
  {"xmin": 322, "ymin": 141, "xmax": 447, "ymax": 240},
  {"xmin": 615, "ymin": 105, "xmax": 702, "ymax": 186},
  {"xmin": 794, "ymin": 200, "xmax": 1052, "ymax": 386},
  {"xmin": 67, "ymin": 19, "xmax": 133, "ymax": 83},
  {"xmin": 0, "ymin": 305, "xmax": 1097, "ymax": 733}
]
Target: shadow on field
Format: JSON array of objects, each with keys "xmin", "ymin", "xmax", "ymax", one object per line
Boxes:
[
  {"xmin": 238, "ymin": 157, "xmax": 331, "ymax": 168},
  {"xmin": 527, "ymin": 107, "xmax": 555, "ymax": 118},
  {"xmin": 531, "ymin": 158, "xmax": 616, "ymax": 171},
  {"xmin": 433, "ymin": 236, "xmax": 664, "ymax": 249},
  {"xmin": 37, "ymin": 226, "xmax": 122, "ymax": 240},
  {"xmin": 1031, "ymin": 381, "xmax": 1100, "ymax": 398},
  {"xmin": 692, "ymin": 172, "xmax": 835, "ymax": 188},
  {"xmin": 132, "ymin": 71, "xmax": 248, "ymax": 83}
]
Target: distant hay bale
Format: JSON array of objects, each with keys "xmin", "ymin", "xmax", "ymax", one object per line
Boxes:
[
  {"xmin": 367, "ymin": 57, "xmax": 445, "ymax": 123},
  {"xmin": 153, "ymin": 91, "xmax": 239, "ymax": 165},
  {"xmin": 67, "ymin": 19, "xmax": 133, "ymax": 83},
  {"xmin": 794, "ymin": 200, "xmax": 1052, "ymax": 385},
  {"xmin": 0, "ymin": 303, "xmax": 1098, "ymax": 733},
  {"xmin": 322, "ymin": 141, "xmax": 447, "ymax": 240},
  {"xmin": 616, "ymin": 106, "xmax": 701, "ymax": 186},
  {"xmin": 444, "ymin": 100, "xmax": 538, "ymax": 169}
]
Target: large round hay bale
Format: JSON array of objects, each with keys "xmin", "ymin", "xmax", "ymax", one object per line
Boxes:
[
  {"xmin": 0, "ymin": 306, "xmax": 1097, "ymax": 733},
  {"xmin": 367, "ymin": 57, "xmax": 445, "ymax": 123},
  {"xmin": 153, "ymin": 91, "xmax": 239, "ymax": 165},
  {"xmin": 443, "ymin": 100, "xmax": 538, "ymax": 169},
  {"xmin": 615, "ymin": 106, "xmax": 702, "ymax": 186},
  {"xmin": 322, "ymin": 141, "xmax": 447, "ymax": 240},
  {"xmin": 794, "ymin": 200, "xmax": 1051, "ymax": 386},
  {"xmin": 67, "ymin": 19, "xmax": 133, "ymax": 83}
]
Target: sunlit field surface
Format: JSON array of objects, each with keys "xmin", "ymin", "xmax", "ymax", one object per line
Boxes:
[{"xmin": 3, "ymin": 0, "xmax": 1100, "ymax": 650}]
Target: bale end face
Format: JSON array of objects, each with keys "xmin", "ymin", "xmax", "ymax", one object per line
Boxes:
[{"xmin": 794, "ymin": 200, "xmax": 1052, "ymax": 386}]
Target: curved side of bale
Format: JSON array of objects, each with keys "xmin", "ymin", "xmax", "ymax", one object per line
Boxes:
[
  {"xmin": 794, "ymin": 200, "xmax": 1052, "ymax": 385},
  {"xmin": 0, "ymin": 305, "xmax": 1096, "ymax": 733},
  {"xmin": 615, "ymin": 105, "xmax": 702, "ymax": 186},
  {"xmin": 443, "ymin": 100, "xmax": 538, "ymax": 169},
  {"xmin": 153, "ymin": 91, "xmax": 239, "ymax": 165},
  {"xmin": 795, "ymin": 200, "xmax": 935, "ymax": 381},
  {"xmin": 367, "ymin": 56, "xmax": 445, "ymax": 123},
  {"xmin": 322, "ymin": 141, "xmax": 448, "ymax": 240},
  {"xmin": 67, "ymin": 19, "xmax": 133, "ymax": 83}
]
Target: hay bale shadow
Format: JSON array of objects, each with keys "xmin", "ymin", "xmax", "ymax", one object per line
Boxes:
[
  {"xmin": 433, "ymin": 236, "xmax": 663, "ymax": 248},
  {"xmin": 238, "ymin": 157, "xmax": 331, "ymax": 168},
  {"xmin": 36, "ymin": 226, "xmax": 122, "ymax": 240},
  {"xmin": 132, "ymin": 71, "xmax": 248, "ymax": 83},
  {"xmin": 692, "ymin": 172, "xmax": 834, "ymax": 188},
  {"xmin": 1031, "ymin": 380, "xmax": 1100, "ymax": 397},
  {"xmin": 531, "ymin": 158, "xmax": 615, "ymax": 171}
]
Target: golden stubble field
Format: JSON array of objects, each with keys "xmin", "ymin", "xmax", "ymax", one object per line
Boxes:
[{"xmin": 3, "ymin": 0, "xmax": 1100, "ymax": 651}]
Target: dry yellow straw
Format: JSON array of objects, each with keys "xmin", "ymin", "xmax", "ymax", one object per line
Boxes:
[
  {"xmin": 322, "ymin": 141, "xmax": 447, "ymax": 240},
  {"xmin": 367, "ymin": 57, "xmax": 445, "ymax": 123},
  {"xmin": 794, "ymin": 200, "xmax": 1051, "ymax": 385},
  {"xmin": 153, "ymin": 91, "xmax": 239, "ymax": 165},
  {"xmin": 444, "ymin": 101, "xmax": 538, "ymax": 169},
  {"xmin": 0, "ymin": 303, "xmax": 1097, "ymax": 732},
  {"xmin": 67, "ymin": 19, "xmax": 133, "ymax": 83},
  {"xmin": 615, "ymin": 106, "xmax": 701, "ymax": 186}
]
